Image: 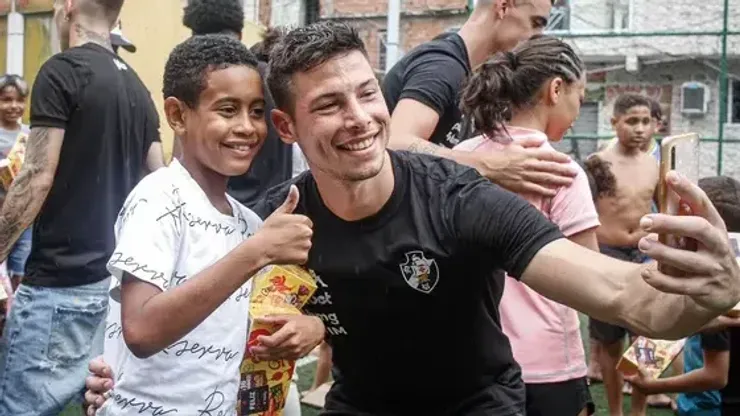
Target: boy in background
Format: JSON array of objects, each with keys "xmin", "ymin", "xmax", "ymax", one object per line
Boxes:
[{"xmin": 585, "ymin": 93, "xmax": 663, "ymax": 415}]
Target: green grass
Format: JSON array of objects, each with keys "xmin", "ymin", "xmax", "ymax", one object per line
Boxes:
[{"xmin": 61, "ymin": 315, "xmax": 677, "ymax": 415}]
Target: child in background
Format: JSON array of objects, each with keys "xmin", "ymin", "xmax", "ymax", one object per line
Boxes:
[
  {"xmin": 456, "ymin": 35, "xmax": 599, "ymax": 416},
  {"xmin": 624, "ymin": 176, "xmax": 740, "ymax": 416},
  {"xmin": 0, "ymin": 74, "xmax": 32, "ymax": 318}
]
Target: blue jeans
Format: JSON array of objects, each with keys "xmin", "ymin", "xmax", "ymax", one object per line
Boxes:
[
  {"xmin": 0, "ymin": 278, "xmax": 110, "ymax": 415},
  {"xmin": 7, "ymin": 227, "xmax": 32, "ymax": 276}
]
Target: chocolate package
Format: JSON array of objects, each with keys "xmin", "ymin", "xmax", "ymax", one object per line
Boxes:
[
  {"xmin": 617, "ymin": 336, "xmax": 686, "ymax": 379},
  {"xmin": 0, "ymin": 132, "xmax": 28, "ymax": 191},
  {"xmin": 237, "ymin": 265, "xmax": 317, "ymax": 416}
]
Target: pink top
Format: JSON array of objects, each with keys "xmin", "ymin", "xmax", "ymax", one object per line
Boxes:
[{"xmin": 455, "ymin": 127, "xmax": 600, "ymax": 383}]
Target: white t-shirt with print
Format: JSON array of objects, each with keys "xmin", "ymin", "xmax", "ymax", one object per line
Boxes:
[{"xmin": 99, "ymin": 160, "xmax": 262, "ymax": 416}]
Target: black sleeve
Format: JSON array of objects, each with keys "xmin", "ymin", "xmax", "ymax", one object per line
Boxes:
[
  {"xmin": 701, "ymin": 330, "xmax": 731, "ymax": 351},
  {"xmin": 30, "ymin": 56, "xmax": 82, "ymax": 129},
  {"xmin": 397, "ymin": 52, "xmax": 468, "ymax": 116},
  {"xmin": 445, "ymin": 169, "xmax": 564, "ymax": 279},
  {"xmin": 144, "ymin": 93, "xmax": 161, "ymax": 147}
]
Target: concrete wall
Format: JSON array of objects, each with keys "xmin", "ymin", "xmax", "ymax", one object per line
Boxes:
[{"xmin": 564, "ymin": 0, "xmax": 740, "ymax": 59}]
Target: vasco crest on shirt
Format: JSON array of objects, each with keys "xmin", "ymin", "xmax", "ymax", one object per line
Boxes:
[{"xmin": 399, "ymin": 251, "xmax": 439, "ymax": 294}]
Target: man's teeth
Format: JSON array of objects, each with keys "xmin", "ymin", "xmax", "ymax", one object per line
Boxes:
[{"xmin": 340, "ymin": 137, "xmax": 374, "ymax": 151}]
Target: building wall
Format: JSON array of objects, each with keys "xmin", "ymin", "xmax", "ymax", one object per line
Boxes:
[{"xmin": 562, "ymin": 0, "xmax": 740, "ymax": 59}]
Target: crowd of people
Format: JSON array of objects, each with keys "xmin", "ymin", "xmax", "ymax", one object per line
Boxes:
[{"xmin": 0, "ymin": 0, "xmax": 737, "ymax": 416}]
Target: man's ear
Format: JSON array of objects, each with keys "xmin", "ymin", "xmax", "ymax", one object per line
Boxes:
[
  {"xmin": 164, "ymin": 97, "xmax": 187, "ymax": 139},
  {"xmin": 271, "ymin": 109, "xmax": 298, "ymax": 145},
  {"xmin": 611, "ymin": 116, "xmax": 618, "ymax": 129},
  {"xmin": 64, "ymin": 0, "xmax": 76, "ymax": 19},
  {"xmin": 548, "ymin": 77, "xmax": 564, "ymax": 106}
]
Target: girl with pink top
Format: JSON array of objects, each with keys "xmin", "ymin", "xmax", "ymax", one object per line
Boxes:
[{"xmin": 456, "ymin": 35, "xmax": 600, "ymax": 416}]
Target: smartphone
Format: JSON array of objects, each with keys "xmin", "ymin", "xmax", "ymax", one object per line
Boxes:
[{"xmin": 657, "ymin": 133, "xmax": 700, "ymax": 275}]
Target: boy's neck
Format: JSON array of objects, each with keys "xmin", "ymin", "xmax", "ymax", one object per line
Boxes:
[
  {"xmin": 615, "ymin": 141, "xmax": 643, "ymax": 157},
  {"xmin": 178, "ymin": 155, "xmax": 231, "ymax": 215},
  {"xmin": 0, "ymin": 120, "xmax": 20, "ymax": 131}
]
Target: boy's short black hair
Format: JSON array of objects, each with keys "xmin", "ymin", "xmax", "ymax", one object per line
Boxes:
[
  {"xmin": 699, "ymin": 176, "xmax": 740, "ymax": 233},
  {"xmin": 163, "ymin": 34, "xmax": 259, "ymax": 108},
  {"xmin": 182, "ymin": 0, "xmax": 244, "ymax": 36},
  {"xmin": 267, "ymin": 21, "xmax": 368, "ymax": 113},
  {"xmin": 613, "ymin": 93, "xmax": 652, "ymax": 118},
  {"xmin": 649, "ymin": 98, "xmax": 663, "ymax": 121}
]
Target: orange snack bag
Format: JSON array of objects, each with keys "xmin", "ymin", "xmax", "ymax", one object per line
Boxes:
[
  {"xmin": 237, "ymin": 265, "xmax": 317, "ymax": 416},
  {"xmin": 0, "ymin": 132, "xmax": 28, "ymax": 191},
  {"xmin": 617, "ymin": 336, "xmax": 686, "ymax": 379}
]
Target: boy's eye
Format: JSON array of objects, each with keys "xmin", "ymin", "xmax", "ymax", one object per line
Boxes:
[
  {"xmin": 361, "ymin": 89, "xmax": 376, "ymax": 98},
  {"xmin": 250, "ymin": 107, "xmax": 265, "ymax": 118}
]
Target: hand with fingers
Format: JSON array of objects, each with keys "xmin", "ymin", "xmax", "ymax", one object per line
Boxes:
[
  {"xmin": 474, "ymin": 135, "xmax": 578, "ymax": 197},
  {"xmin": 249, "ymin": 314, "xmax": 325, "ymax": 361},
  {"xmin": 637, "ymin": 171, "xmax": 740, "ymax": 314},
  {"xmin": 84, "ymin": 355, "xmax": 114, "ymax": 415},
  {"xmin": 623, "ymin": 370, "xmax": 660, "ymax": 395},
  {"xmin": 256, "ymin": 185, "xmax": 313, "ymax": 266}
]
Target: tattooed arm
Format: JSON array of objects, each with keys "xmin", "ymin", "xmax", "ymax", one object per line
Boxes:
[{"xmin": 0, "ymin": 127, "xmax": 64, "ymax": 260}]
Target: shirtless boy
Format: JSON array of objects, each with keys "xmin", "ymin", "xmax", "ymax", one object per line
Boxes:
[{"xmin": 585, "ymin": 93, "xmax": 661, "ymax": 416}]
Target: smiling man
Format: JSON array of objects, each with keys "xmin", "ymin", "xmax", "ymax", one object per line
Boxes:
[{"xmin": 84, "ymin": 22, "xmax": 740, "ymax": 416}]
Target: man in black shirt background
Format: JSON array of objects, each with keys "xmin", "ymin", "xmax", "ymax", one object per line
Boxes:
[
  {"xmin": 181, "ymin": 0, "xmax": 297, "ymax": 207},
  {"xmin": 0, "ymin": 0, "xmax": 164, "ymax": 414},
  {"xmin": 84, "ymin": 22, "xmax": 740, "ymax": 416},
  {"xmin": 384, "ymin": 0, "xmax": 580, "ymax": 198}
]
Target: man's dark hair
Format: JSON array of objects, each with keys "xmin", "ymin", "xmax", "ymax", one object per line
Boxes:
[
  {"xmin": 250, "ymin": 26, "xmax": 288, "ymax": 62},
  {"xmin": 699, "ymin": 176, "xmax": 740, "ymax": 233},
  {"xmin": 182, "ymin": 0, "xmax": 244, "ymax": 36},
  {"xmin": 267, "ymin": 21, "xmax": 368, "ymax": 112},
  {"xmin": 163, "ymin": 34, "xmax": 259, "ymax": 108},
  {"xmin": 613, "ymin": 93, "xmax": 652, "ymax": 118},
  {"xmin": 82, "ymin": 0, "xmax": 124, "ymax": 24}
]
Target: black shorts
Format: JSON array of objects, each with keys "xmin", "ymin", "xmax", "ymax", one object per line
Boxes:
[
  {"xmin": 525, "ymin": 377, "xmax": 595, "ymax": 416},
  {"xmin": 589, "ymin": 245, "xmax": 647, "ymax": 345}
]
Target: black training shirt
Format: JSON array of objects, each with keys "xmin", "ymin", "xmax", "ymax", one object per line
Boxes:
[
  {"xmin": 382, "ymin": 33, "xmax": 475, "ymax": 148},
  {"xmin": 722, "ymin": 328, "xmax": 740, "ymax": 408},
  {"xmin": 25, "ymin": 43, "xmax": 160, "ymax": 287},
  {"xmin": 254, "ymin": 151, "xmax": 563, "ymax": 415}
]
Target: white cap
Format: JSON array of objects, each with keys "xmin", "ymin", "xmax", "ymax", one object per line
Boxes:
[{"xmin": 111, "ymin": 21, "xmax": 136, "ymax": 53}]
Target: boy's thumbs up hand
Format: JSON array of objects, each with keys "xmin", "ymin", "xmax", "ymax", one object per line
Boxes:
[{"xmin": 256, "ymin": 185, "xmax": 313, "ymax": 265}]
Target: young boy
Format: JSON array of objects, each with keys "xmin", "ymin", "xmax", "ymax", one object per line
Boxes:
[
  {"xmin": 624, "ymin": 175, "xmax": 740, "ymax": 416},
  {"xmin": 585, "ymin": 93, "xmax": 662, "ymax": 416},
  {"xmin": 98, "ymin": 34, "xmax": 319, "ymax": 415}
]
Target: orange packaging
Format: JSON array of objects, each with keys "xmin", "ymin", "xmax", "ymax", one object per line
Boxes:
[
  {"xmin": 0, "ymin": 132, "xmax": 27, "ymax": 191},
  {"xmin": 617, "ymin": 336, "xmax": 686, "ymax": 379},
  {"xmin": 237, "ymin": 265, "xmax": 317, "ymax": 416}
]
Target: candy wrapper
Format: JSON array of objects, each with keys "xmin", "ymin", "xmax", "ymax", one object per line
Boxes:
[
  {"xmin": 617, "ymin": 336, "xmax": 686, "ymax": 379},
  {"xmin": 237, "ymin": 265, "xmax": 317, "ymax": 416},
  {"xmin": 0, "ymin": 132, "xmax": 28, "ymax": 191}
]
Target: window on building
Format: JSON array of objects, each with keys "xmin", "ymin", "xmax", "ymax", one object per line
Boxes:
[
  {"xmin": 546, "ymin": 0, "xmax": 570, "ymax": 31},
  {"xmin": 305, "ymin": 0, "xmax": 320, "ymax": 24},
  {"xmin": 610, "ymin": 0, "xmax": 631, "ymax": 31},
  {"xmin": 731, "ymin": 79, "xmax": 740, "ymax": 124},
  {"xmin": 378, "ymin": 29, "xmax": 387, "ymax": 71}
]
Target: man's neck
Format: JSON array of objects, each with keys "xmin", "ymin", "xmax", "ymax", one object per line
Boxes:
[
  {"xmin": 312, "ymin": 152, "xmax": 395, "ymax": 222},
  {"xmin": 457, "ymin": 14, "xmax": 502, "ymax": 69},
  {"xmin": 70, "ymin": 21, "xmax": 112, "ymax": 51}
]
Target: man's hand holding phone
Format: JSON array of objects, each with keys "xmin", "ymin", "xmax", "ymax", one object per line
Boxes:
[{"xmin": 639, "ymin": 171, "xmax": 740, "ymax": 314}]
